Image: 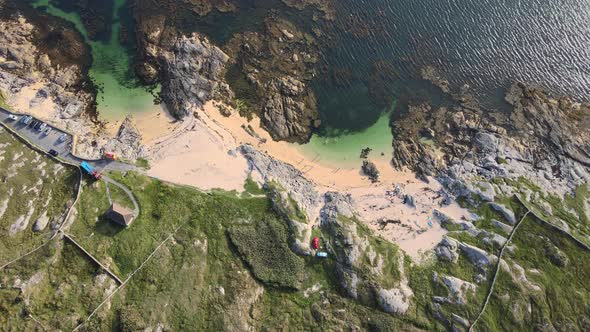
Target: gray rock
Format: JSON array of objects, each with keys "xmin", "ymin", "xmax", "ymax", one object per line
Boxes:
[
  {"xmin": 262, "ymin": 76, "xmax": 318, "ymax": 141},
  {"xmin": 32, "ymin": 211, "xmax": 50, "ymax": 232},
  {"xmin": 474, "ymin": 132, "xmax": 499, "ymax": 153},
  {"xmin": 0, "ymin": 61, "xmax": 21, "ymax": 70},
  {"xmin": 240, "ymin": 145, "xmax": 321, "ymax": 215},
  {"xmin": 267, "ymin": 186, "xmax": 311, "ymax": 255},
  {"xmin": 452, "ymin": 313, "xmax": 470, "ymax": 328},
  {"xmin": 489, "ymin": 203, "xmax": 517, "ymax": 225},
  {"xmin": 435, "ymin": 236, "xmax": 459, "ymax": 263},
  {"xmin": 491, "ymin": 219, "xmax": 513, "ymax": 234},
  {"xmin": 440, "ymin": 275, "xmax": 476, "ymax": 305},
  {"xmin": 103, "ymin": 116, "xmax": 145, "ymax": 161},
  {"xmin": 481, "ymin": 230, "xmax": 508, "ymax": 246},
  {"xmin": 403, "ymin": 194, "xmax": 415, "ymax": 208},
  {"xmin": 476, "ymin": 181, "xmax": 495, "ymax": 202},
  {"xmin": 432, "ymin": 209, "xmax": 457, "ymax": 226},
  {"xmin": 159, "ymin": 33, "xmax": 229, "ymax": 118},
  {"xmin": 459, "ymin": 242, "xmax": 497, "ymax": 268}
]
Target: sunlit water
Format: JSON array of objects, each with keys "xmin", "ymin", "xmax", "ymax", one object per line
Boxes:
[{"xmin": 32, "ymin": 0, "xmax": 160, "ymax": 121}]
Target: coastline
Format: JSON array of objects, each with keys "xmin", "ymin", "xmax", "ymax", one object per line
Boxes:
[{"xmin": 142, "ymin": 101, "xmax": 471, "ymax": 261}]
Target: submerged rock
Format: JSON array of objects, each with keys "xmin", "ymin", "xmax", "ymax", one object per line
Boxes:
[{"xmin": 361, "ymin": 160, "xmax": 380, "ymax": 183}]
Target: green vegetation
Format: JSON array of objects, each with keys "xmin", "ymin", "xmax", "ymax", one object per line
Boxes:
[
  {"xmin": 0, "ymin": 129, "xmax": 78, "ymax": 262},
  {"xmin": 243, "ymin": 176, "xmax": 265, "ymax": 196},
  {"xmin": 3, "ymin": 134, "xmax": 586, "ymax": 332},
  {"xmin": 478, "ymin": 215, "xmax": 590, "ymax": 331},
  {"xmin": 228, "ymin": 217, "xmax": 305, "ymax": 289},
  {"xmin": 134, "ymin": 157, "xmax": 150, "ymax": 169},
  {"xmin": 106, "ymin": 182, "xmax": 135, "ymax": 210},
  {"xmin": 0, "ymin": 240, "xmax": 111, "ymax": 331}
]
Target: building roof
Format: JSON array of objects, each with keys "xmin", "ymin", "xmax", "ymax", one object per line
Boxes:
[{"xmin": 106, "ymin": 203, "xmax": 135, "ymax": 226}]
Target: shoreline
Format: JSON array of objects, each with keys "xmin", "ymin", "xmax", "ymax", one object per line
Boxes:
[{"xmin": 142, "ymin": 101, "xmax": 471, "ymax": 261}]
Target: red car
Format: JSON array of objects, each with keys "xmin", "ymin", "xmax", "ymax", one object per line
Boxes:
[{"xmin": 312, "ymin": 237, "xmax": 320, "ymax": 250}]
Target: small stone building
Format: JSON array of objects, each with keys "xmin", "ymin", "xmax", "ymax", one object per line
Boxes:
[{"xmin": 106, "ymin": 203, "xmax": 135, "ymax": 227}]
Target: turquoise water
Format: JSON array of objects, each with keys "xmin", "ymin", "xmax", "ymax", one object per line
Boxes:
[
  {"xmin": 32, "ymin": 0, "xmax": 160, "ymax": 120},
  {"xmin": 299, "ymin": 113, "xmax": 392, "ymax": 166}
]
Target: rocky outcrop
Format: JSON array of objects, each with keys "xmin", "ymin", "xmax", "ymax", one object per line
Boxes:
[
  {"xmin": 435, "ymin": 273, "xmax": 476, "ymax": 305},
  {"xmin": 224, "ymin": 17, "xmax": 321, "ymax": 142},
  {"xmin": 266, "ymin": 183, "xmax": 312, "ymax": 255},
  {"xmin": 239, "ymin": 144, "xmax": 321, "ymax": 216},
  {"xmin": 361, "ymin": 160, "xmax": 380, "ymax": 183},
  {"xmin": 435, "ymin": 236, "xmax": 460, "ymax": 263},
  {"xmin": 261, "ymin": 76, "xmax": 318, "ymax": 141},
  {"xmin": 320, "ymin": 192, "xmax": 413, "ymax": 315},
  {"xmin": 159, "ymin": 34, "xmax": 229, "ymax": 118},
  {"xmin": 459, "ymin": 242, "xmax": 497, "ymax": 269},
  {"xmin": 489, "ymin": 203, "xmax": 517, "ymax": 225},
  {"xmin": 102, "ymin": 117, "xmax": 147, "ymax": 161},
  {"xmin": 391, "ymin": 82, "xmax": 590, "ymax": 199}
]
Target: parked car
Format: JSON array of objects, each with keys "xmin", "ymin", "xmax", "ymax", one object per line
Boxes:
[
  {"xmin": 43, "ymin": 127, "xmax": 52, "ymax": 136},
  {"xmin": 22, "ymin": 116, "xmax": 32, "ymax": 125},
  {"xmin": 7, "ymin": 114, "xmax": 18, "ymax": 121},
  {"xmin": 48, "ymin": 149, "xmax": 58, "ymax": 157},
  {"xmin": 57, "ymin": 133, "xmax": 67, "ymax": 143},
  {"xmin": 38, "ymin": 123, "xmax": 47, "ymax": 131},
  {"xmin": 29, "ymin": 120, "xmax": 37, "ymax": 128}
]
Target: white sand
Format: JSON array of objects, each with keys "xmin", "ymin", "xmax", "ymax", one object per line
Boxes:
[
  {"xmin": 146, "ymin": 112, "xmax": 250, "ymax": 192},
  {"xmin": 106, "ymin": 105, "xmax": 179, "ymax": 145}
]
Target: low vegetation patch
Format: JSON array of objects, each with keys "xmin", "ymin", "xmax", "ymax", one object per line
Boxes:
[{"xmin": 228, "ymin": 217, "xmax": 305, "ymax": 289}]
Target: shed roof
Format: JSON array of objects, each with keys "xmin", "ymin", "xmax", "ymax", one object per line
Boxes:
[{"xmin": 106, "ymin": 203, "xmax": 134, "ymax": 226}]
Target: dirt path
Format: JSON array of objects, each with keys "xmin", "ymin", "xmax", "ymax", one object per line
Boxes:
[{"xmin": 102, "ymin": 175, "xmax": 140, "ymax": 217}]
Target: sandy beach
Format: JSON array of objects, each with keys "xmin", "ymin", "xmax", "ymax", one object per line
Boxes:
[{"xmin": 143, "ymin": 102, "xmax": 471, "ymax": 261}]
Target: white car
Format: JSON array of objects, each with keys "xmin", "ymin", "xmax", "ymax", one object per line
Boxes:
[{"xmin": 7, "ymin": 115, "xmax": 17, "ymax": 121}]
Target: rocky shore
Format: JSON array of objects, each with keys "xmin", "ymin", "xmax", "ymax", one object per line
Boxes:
[{"xmin": 392, "ymin": 76, "xmax": 590, "ymax": 198}]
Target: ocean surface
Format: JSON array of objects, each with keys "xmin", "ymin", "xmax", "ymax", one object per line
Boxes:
[{"xmin": 28, "ymin": 0, "xmax": 590, "ymax": 163}]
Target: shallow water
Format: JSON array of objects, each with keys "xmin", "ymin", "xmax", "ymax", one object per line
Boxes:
[
  {"xmin": 32, "ymin": 0, "xmax": 160, "ymax": 121},
  {"xmin": 298, "ymin": 113, "xmax": 393, "ymax": 167}
]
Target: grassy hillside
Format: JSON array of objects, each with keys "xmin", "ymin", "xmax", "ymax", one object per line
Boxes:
[{"xmin": 0, "ymin": 128, "xmax": 78, "ymax": 262}]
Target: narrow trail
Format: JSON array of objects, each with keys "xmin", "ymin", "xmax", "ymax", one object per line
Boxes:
[
  {"xmin": 102, "ymin": 175, "xmax": 140, "ymax": 217},
  {"xmin": 469, "ymin": 208, "xmax": 531, "ymax": 331}
]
